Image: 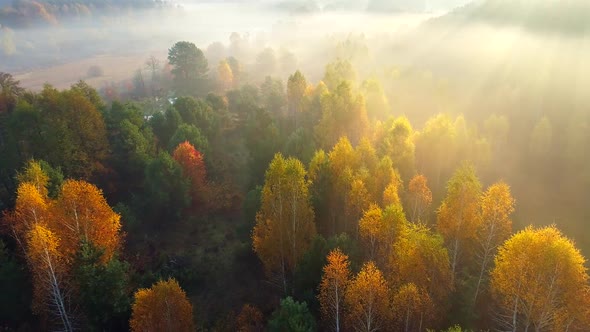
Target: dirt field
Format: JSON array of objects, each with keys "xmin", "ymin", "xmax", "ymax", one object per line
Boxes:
[{"xmin": 13, "ymin": 52, "xmax": 167, "ymax": 91}]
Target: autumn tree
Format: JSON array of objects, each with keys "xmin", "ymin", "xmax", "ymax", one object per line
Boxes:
[
  {"xmin": 354, "ymin": 138, "xmax": 378, "ymax": 200},
  {"xmin": 392, "ymin": 283, "xmax": 432, "ymax": 332},
  {"xmin": 50, "ymin": 180, "xmax": 121, "ymax": 263},
  {"xmin": 389, "ymin": 223, "xmax": 453, "ymax": 327},
  {"xmin": 408, "ymin": 174, "xmax": 432, "ymax": 223},
  {"xmin": 358, "ymin": 205, "xmax": 384, "ymax": 260},
  {"xmin": 172, "ymin": 141, "xmax": 208, "ymax": 207},
  {"xmin": 383, "ymin": 180, "xmax": 401, "ymax": 207},
  {"xmin": 490, "ymin": 226, "xmax": 589, "ymax": 332},
  {"xmin": 319, "ymin": 248, "xmax": 351, "ymax": 332},
  {"xmin": 346, "ymin": 176, "xmax": 371, "ymax": 238},
  {"xmin": 5, "ymin": 182, "xmax": 50, "ymax": 251},
  {"xmin": 473, "ymin": 182, "xmax": 515, "ymax": 304},
  {"xmin": 217, "ymin": 59, "xmax": 234, "ymax": 91},
  {"xmin": 129, "ymin": 278, "xmax": 194, "ymax": 332},
  {"xmin": 236, "ymin": 304, "xmax": 264, "ymax": 332},
  {"xmin": 379, "ymin": 204, "xmax": 407, "ymax": 262},
  {"xmin": 328, "ymin": 137, "xmax": 357, "ymax": 234},
  {"xmin": 436, "ymin": 163, "xmax": 482, "ymax": 282},
  {"xmin": 345, "ymin": 261, "xmax": 390, "ymax": 332},
  {"xmin": 27, "ymin": 224, "xmax": 74, "ymax": 332},
  {"xmin": 372, "ymin": 156, "xmax": 398, "ymax": 206},
  {"xmin": 328, "ymin": 136, "xmax": 360, "ymax": 233},
  {"xmin": 252, "ymin": 153, "xmax": 316, "ymax": 293}
]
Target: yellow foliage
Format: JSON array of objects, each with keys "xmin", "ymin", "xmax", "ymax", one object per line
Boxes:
[
  {"xmin": 26, "ymin": 224, "xmax": 64, "ymax": 315},
  {"xmin": 318, "ymin": 249, "xmax": 351, "ymax": 332},
  {"xmin": 345, "ymin": 261, "xmax": 390, "ymax": 332},
  {"xmin": 51, "ymin": 180, "xmax": 121, "ymax": 263},
  {"xmin": 252, "ymin": 153, "xmax": 316, "ymax": 290},
  {"xmin": 130, "ymin": 278, "xmax": 194, "ymax": 332},
  {"xmin": 383, "ymin": 181, "xmax": 401, "ymax": 207},
  {"xmin": 9, "ymin": 183, "xmax": 50, "ymax": 242},
  {"xmin": 359, "ymin": 204, "xmax": 384, "ymax": 260},
  {"xmin": 408, "ymin": 174, "xmax": 432, "ymax": 223},
  {"xmin": 389, "ymin": 223, "xmax": 452, "ymax": 324},
  {"xmin": 490, "ymin": 225, "xmax": 589, "ymax": 331},
  {"xmin": 17, "ymin": 160, "xmax": 49, "ymax": 198}
]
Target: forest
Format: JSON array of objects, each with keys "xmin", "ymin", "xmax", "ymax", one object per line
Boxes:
[{"xmin": 2, "ymin": 0, "xmax": 590, "ymax": 331}]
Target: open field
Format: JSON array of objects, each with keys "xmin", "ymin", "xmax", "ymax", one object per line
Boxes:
[{"xmin": 13, "ymin": 52, "xmax": 166, "ymax": 91}]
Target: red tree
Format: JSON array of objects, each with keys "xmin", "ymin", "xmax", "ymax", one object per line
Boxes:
[{"xmin": 173, "ymin": 141, "xmax": 208, "ymax": 206}]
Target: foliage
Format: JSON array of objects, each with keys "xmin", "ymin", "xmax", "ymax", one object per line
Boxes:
[
  {"xmin": 168, "ymin": 41, "xmax": 209, "ymax": 95},
  {"xmin": 252, "ymin": 153, "xmax": 316, "ymax": 293},
  {"xmin": 73, "ymin": 242, "xmax": 131, "ymax": 331},
  {"xmin": 490, "ymin": 226, "xmax": 589, "ymax": 331},
  {"xmin": 130, "ymin": 278, "xmax": 194, "ymax": 332},
  {"xmin": 268, "ymin": 297, "xmax": 316, "ymax": 332},
  {"xmin": 344, "ymin": 261, "xmax": 390, "ymax": 332},
  {"xmin": 436, "ymin": 163, "xmax": 482, "ymax": 280},
  {"xmin": 318, "ymin": 248, "xmax": 350, "ymax": 332}
]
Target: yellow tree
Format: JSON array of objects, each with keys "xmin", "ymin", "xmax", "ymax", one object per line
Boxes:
[
  {"xmin": 27, "ymin": 224, "xmax": 73, "ymax": 332},
  {"xmin": 490, "ymin": 226, "xmax": 589, "ymax": 332},
  {"xmin": 383, "ymin": 180, "xmax": 401, "ymax": 207},
  {"xmin": 392, "ymin": 283, "xmax": 432, "ymax": 332},
  {"xmin": 436, "ymin": 163, "xmax": 482, "ymax": 282},
  {"xmin": 389, "ymin": 223, "xmax": 452, "ymax": 327},
  {"xmin": 355, "ymin": 137, "xmax": 378, "ymax": 177},
  {"xmin": 359, "ymin": 205, "xmax": 384, "ymax": 260},
  {"xmin": 130, "ymin": 278, "xmax": 194, "ymax": 332},
  {"xmin": 378, "ymin": 204, "xmax": 407, "ymax": 263},
  {"xmin": 217, "ymin": 59, "xmax": 234, "ymax": 91},
  {"xmin": 252, "ymin": 153, "xmax": 316, "ymax": 293},
  {"xmin": 345, "ymin": 261, "xmax": 390, "ymax": 332},
  {"xmin": 50, "ymin": 180, "xmax": 122, "ymax": 263},
  {"xmin": 408, "ymin": 174, "xmax": 432, "ymax": 223},
  {"xmin": 16, "ymin": 160, "xmax": 50, "ymax": 198},
  {"xmin": 328, "ymin": 137, "xmax": 357, "ymax": 234},
  {"xmin": 318, "ymin": 249, "xmax": 351, "ymax": 332},
  {"xmin": 347, "ymin": 176, "xmax": 371, "ymax": 238},
  {"xmin": 371, "ymin": 156, "xmax": 399, "ymax": 206},
  {"xmin": 5, "ymin": 182, "xmax": 50, "ymax": 252},
  {"xmin": 473, "ymin": 182, "xmax": 515, "ymax": 304}
]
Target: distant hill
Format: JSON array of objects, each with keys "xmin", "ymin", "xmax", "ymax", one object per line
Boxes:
[
  {"xmin": 0, "ymin": 0, "xmax": 170, "ymax": 29},
  {"xmin": 436, "ymin": 0, "xmax": 590, "ymax": 35}
]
